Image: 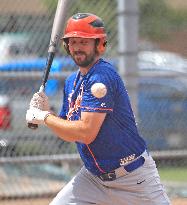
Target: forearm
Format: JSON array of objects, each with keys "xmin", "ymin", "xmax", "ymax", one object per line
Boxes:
[{"xmin": 44, "ymin": 114, "xmax": 93, "ymax": 144}]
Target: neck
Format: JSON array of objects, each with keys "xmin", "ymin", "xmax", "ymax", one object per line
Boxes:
[{"xmin": 79, "ymin": 57, "xmax": 100, "ymax": 75}]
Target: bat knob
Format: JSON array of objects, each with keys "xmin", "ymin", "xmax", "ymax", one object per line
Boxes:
[{"xmin": 28, "ymin": 123, "xmax": 38, "ymax": 130}]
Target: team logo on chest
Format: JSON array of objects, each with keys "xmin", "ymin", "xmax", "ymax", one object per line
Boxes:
[{"xmin": 67, "ymin": 83, "xmax": 84, "ymax": 120}]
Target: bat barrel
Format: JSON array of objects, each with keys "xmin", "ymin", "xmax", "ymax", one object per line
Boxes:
[{"xmin": 48, "ymin": 0, "xmax": 68, "ymax": 53}]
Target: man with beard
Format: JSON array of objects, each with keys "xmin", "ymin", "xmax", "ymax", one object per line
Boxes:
[{"xmin": 26, "ymin": 13, "xmax": 170, "ymax": 205}]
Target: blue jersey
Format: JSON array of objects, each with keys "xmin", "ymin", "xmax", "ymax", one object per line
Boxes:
[{"xmin": 59, "ymin": 58, "xmax": 146, "ymax": 176}]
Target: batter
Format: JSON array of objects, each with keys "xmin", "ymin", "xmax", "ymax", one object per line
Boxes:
[{"xmin": 26, "ymin": 13, "xmax": 171, "ymax": 205}]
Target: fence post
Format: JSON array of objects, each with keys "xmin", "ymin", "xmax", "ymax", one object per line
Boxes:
[{"xmin": 117, "ymin": 0, "xmax": 139, "ymax": 119}]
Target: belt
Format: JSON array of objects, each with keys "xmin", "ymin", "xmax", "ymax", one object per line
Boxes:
[{"xmin": 98, "ymin": 155, "xmax": 145, "ymax": 181}]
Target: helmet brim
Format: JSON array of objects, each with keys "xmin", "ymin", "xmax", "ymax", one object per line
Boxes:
[{"xmin": 62, "ymin": 31, "xmax": 106, "ymax": 40}]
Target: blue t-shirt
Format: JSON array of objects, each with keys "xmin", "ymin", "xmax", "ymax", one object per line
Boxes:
[{"xmin": 59, "ymin": 58, "xmax": 146, "ymax": 176}]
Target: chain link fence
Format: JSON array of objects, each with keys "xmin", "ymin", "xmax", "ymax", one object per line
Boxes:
[{"xmin": 0, "ymin": 0, "xmax": 187, "ymax": 203}]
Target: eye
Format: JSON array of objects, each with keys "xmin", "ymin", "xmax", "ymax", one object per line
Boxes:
[
  {"xmin": 80, "ymin": 40, "xmax": 89, "ymax": 46},
  {"xmin": 68, "ymin": 39, "xmax": 90, "ymax": 47},
  {"xmin": 68, "ymin": 40, "xmax": 76, "ymax": 47}
]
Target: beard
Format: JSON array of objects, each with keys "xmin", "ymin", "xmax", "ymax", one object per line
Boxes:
[{"xmin": 71, "ymin": 50, "xmax": 96, "ymax": 67}]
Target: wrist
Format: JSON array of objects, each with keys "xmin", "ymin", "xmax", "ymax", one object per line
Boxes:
[{"xmin": 44, "ymin": 112, "xmax": 52, "ymax": 124}]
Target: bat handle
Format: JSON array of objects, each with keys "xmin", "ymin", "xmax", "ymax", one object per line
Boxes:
[{"xmin": 39, "ymin": 85, "xmax": 45, "ymax": 92}]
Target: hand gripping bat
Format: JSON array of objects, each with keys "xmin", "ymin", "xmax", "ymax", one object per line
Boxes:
[{"xmin": 28, "ymin": 0, "xmax": 68, "ymax": 129}]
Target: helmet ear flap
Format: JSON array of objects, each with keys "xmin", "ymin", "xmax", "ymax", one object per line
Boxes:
[
  {"xmin": 63, "ymin": 39, "xmax": 70, "ymax": 55},
  {"xmin": 97, "ymin": 38, "xmax": 107, "ymax": 54}
]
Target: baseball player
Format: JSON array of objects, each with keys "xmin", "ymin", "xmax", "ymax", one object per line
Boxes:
[{"xmin": 26, "ymin": 13, "xmax": 171, "ymax": 205}]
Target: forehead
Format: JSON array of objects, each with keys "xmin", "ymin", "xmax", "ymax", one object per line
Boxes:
[{"xmin": 68, "ymin": 37, "xmax": 95, "ymax": 42}]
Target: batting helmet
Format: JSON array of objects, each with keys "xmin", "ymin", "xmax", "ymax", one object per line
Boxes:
[{"xmin": 62, "ymin": 13, "xmax": 107, "ymax": 54}]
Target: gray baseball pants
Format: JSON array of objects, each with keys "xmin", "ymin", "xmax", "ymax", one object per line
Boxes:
[{"xmin": 49, "ymin": 153, "xmax": 171, "ymax": 205}]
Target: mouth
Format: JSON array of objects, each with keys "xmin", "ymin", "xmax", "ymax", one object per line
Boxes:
[
  {"xmin": 75, "ymin": 54, "xmax": 83, "ymax": 59},
  {"xmin": 73, "ymin": 52, "xmax": 86, "ymax": 62},
  {"xmin": 74, "ymin": 52, "xmax": 85, "ymax": 57}
]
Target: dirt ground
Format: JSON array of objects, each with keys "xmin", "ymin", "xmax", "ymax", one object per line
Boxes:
[
  {"xmin": 155, "ymin": 30, "xmax": 187, "ymax": 58},
  {"xmin": 0, "ymin": 197, "xmax": 187, "ymax": 205}
]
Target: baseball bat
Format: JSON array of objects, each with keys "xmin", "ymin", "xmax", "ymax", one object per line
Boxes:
[{"xmin": 28, "ymin": 0, "xmax": 68, "ymax": 129}]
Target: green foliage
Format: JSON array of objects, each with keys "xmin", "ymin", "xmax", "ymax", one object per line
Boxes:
[
  {"xmin": 139, "ymin": 0, "xmax": 187, "ymax": 40},
  {"xmin": 168, "ymin": 9, "xmax": 187, "ymax": 30},
  {"xmin": 139, "ymin": 0, "xmax": 171, "ymax": 40},
  {"xmin": 159, "ymin": 167, "xmax": 187, "ymax": 182},
  {"xmin": 42, "ymin": 0, "xmax": 58, "ymax": 12}
]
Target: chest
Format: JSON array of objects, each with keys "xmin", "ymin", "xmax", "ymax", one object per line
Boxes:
[{"xmin": 66, "ymin": 75, "xmax": 85, "ymax": 120}]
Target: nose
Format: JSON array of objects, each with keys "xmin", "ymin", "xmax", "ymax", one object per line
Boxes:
[
  {"xmin": 73, "ymin": 46, "xmax": 81, "ymax": 51},
  {"xmin": 73, "ymin": 42, "xmax": 83, "ymax": 50}
]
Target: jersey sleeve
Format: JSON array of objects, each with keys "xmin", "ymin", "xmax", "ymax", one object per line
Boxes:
[{"xmin": 81, "ymin": 71, "xmax": 116, "ymax": 113}]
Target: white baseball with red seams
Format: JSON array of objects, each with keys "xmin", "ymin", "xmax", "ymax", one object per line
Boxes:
[{"xmin": 91, "ymin": 83, "xmax": 107, "ymax": 98}]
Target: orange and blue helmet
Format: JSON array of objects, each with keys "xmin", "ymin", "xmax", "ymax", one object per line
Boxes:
[{"xmin": 63, "ymin": 13, "xmax": 107, "ymax": 54}]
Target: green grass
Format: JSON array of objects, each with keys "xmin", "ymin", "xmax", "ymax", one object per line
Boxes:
[{"xmin": 158, "ymin": 167, "xmax": 187, "ymax": 182}]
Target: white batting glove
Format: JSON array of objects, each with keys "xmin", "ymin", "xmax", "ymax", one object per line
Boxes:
[
  {"xmin": 26, "ymin": 108, "xmax": 51, "ymax": 125},
  {"xmin": 30, "ymin": 89, "xmax": 50, "ymax": 111}
]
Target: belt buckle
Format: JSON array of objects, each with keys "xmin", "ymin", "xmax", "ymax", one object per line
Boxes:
[
  {"xmin": 107, "ymin": 172, "xmax": 116, "ymax": 181},
  {"xmin": 99, "ymin": 171, "xmax": 116, "ymax": 181}
]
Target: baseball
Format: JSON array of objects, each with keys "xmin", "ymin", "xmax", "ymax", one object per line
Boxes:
[{"xmin": 91, "ymin": 83, "xmax": 107, "ymax": 98}]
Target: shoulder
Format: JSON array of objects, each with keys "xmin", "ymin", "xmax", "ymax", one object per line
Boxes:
[
  {"xmin": 90, "ymin": 59, "xmax": 120, "ymax": 83},
  {"xmin": 96, "ymin": 58, "xmax": 117, "ymax": 74}
]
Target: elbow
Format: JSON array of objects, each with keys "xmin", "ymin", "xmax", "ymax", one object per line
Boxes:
[
  {"xmin": 84, "ymin": 135, "xmax": 96, "ymax": 144},
  {"xmin": 81, "ymin": 129, "xmax": 97, "ymax": 145}
]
